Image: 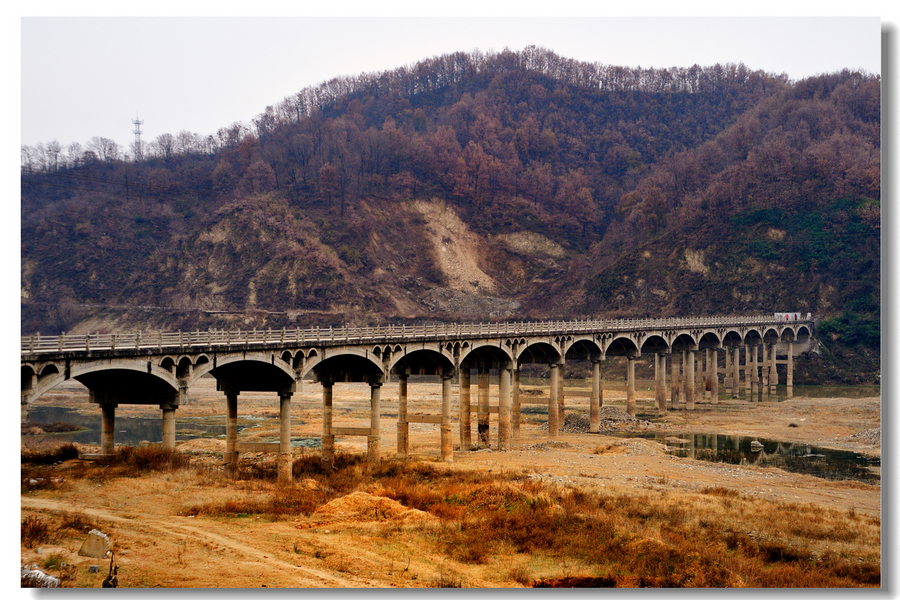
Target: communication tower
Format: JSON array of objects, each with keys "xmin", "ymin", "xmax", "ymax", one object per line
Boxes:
[{"xmin": 133, "ymin": 114, "xmax": 143, "ymax": 161}]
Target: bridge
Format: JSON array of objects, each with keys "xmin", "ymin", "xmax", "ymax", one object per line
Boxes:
[{"xmin": 21, "ymin": 315, "xmax": 814, "ymax": 482}]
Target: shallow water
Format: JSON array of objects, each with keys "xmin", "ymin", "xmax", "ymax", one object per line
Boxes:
[
  {"xmin": 26, "ymin": 405, "xmax": 323, "ymax": 449},
  {"xmin": 616, "ymin": 430, "xmax": 880, "ymax": 483}
]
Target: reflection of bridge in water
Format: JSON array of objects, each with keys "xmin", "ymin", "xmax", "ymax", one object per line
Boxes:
[{"xmin": 21, "ymin": 315, "xmax": 814, "ymax": 482}]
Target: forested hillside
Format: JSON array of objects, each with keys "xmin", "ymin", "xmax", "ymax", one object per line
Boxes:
[{"xmin": 21, "ymin": 47, "xmax": 880, "ymax": 380}]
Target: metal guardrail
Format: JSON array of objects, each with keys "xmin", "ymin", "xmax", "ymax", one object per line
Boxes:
[{"xmin": 20, "ymin": 315, "xmax": 813, "ymax": 357}]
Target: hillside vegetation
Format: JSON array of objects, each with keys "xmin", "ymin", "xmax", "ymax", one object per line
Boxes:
[{"xmin": 20, "ymin": 47, "xmax": 880, "ymax": 380}]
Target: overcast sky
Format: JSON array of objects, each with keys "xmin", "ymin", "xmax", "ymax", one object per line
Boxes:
[{"xmin": 19, "ymin": 13, "xmax": 885, "ymax": 153}]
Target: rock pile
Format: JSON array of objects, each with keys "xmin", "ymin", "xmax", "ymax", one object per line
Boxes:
[{"xmin": 850, "ymin": 427, "xmax": 881, "ymax": 446}]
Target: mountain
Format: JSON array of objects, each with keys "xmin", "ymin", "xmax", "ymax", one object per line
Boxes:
[{"xmin": 20, "ymin": 47, "xmax": 880, "ymax": 382}]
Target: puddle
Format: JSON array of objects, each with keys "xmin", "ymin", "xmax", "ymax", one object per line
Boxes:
[{"xmin": 616, "ymin": 431, "xmax": 880, "ymax": 483}]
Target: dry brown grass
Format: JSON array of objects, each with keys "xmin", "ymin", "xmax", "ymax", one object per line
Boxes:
[{"xmin": 21, "ymin": 444, "xmax": 880, "ymax": 588}]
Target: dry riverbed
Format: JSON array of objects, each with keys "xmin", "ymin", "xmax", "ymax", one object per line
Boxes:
[{"xmin": 21, "ymin": 379, "xmax": 881, "ymax": 587}]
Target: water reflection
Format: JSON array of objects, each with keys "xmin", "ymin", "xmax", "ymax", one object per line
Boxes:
[
  {"xmin": 28, "ymin": 406, "xmax": 251, "ymax": 445},
  {"xmin": 619, "ymin": 430, "xmax": 880, "ymax": 483}
]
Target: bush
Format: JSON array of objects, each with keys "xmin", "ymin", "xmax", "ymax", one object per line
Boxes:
[{"xmin": 21, "ymin": 516, "xmax": 51, "ymax": 547}]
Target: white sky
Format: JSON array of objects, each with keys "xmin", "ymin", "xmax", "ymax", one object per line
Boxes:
[{"xmin": 18, "ymin": 12, "xmax": 885, "ymax": 152}]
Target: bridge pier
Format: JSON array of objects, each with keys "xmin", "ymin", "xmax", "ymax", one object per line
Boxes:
[
  {"xmin": 100, "ymin": 403, "xmax": 117, "ymax": 455},
  {"xmin": 459, "ymin": 368, "xmax": 473, "ymax": 450},
  {"xmin": 557, "ymin": 360, "xmax": 566, "ymax": 428},
  {"xmin": 744, "ymin": 346, "xmax": 752, "ymax": 398},
  {"xmin": 732, "ymin": 347, "xmax": 741, "ymax": 399},
  {"xmin": 685, "ymin": 349, "xmax": 695, "ymax": 410},
  {"xmin": 787, "ymin": 342, "xmax": 794, "ymax": 398},
  {"xmin": 498, "ymin": 364, "xmax": 511, "ymax": 451},
  {"xmin": 161, "ymin": 404, "xmax": 177, "ymax": 450},
  {"xmin": 322, "ymin": 381, "xmax": 334, "ymax": 465},
  {"xmin": 724, "ymin": 347, "xmax": 732, "ymax": 396},
  {"xmin": 626, "ymin": 356, "xmax": 636, "ymax": 417},
  {"xmin": 477, "ymin": 369, "xmax": 491, "ymax": 447},
  {"xmin": 769, "ymin": 345, "xmax": 779, "ymax": 394},
  {"xmin": 225, "ymin": 391, "xmax": 239, "ymax": 474},
  {"xmin": 761, "ymin": 344, "xmax": 770, "ymax": 399},
  {"xmin": 512, "ymin": 367, "xmax": 520, "ymax": 440},
  {"xmin": 441, "ymin": 373, "xmax": 453, "ymax": 461},
  {"xmin": 656, "ymin": 353, "xmax": 667, "ymax": 415},
  {"xmin": 397, "ymin": 373, "xmax": 409, "ymax": 458},
  {"xmin": 590, "ymin": 358, "xmax": 602, "ymax": 431},
  {"xmin": 670, "ymin": 352, "xmax": 680, "ymax": 408},
  {"xmin": 367, "ymin": 382, "xmax": 382, "ymax": 465},
  {"xmin": 750, "ymin": 344, "xmax": 759, "ymax": 400},
  {"xmin": 549, "ymin": 363, "xmax": 559, "ymax": 436},
  {"xmin": 278, "ymin": 392, "xmax": 293, "ymax": 482},
  {"xmin": 710, "ymin": 348, "xmax": 719, "ymax": 404}
]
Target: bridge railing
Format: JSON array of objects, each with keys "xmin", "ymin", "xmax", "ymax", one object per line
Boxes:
[{"xmin": 21, "ymin": 315, "xmax": 813, "ymax": 356}]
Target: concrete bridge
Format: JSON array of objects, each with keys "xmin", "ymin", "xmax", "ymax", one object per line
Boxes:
[{"xmin": 21, "ymin": 315, "xmax": 814, "ymax": 482}]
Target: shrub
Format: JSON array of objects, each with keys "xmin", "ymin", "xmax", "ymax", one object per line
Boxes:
[
  {"xmin": 21, "ymin": 516, "xmax": 51, "ymax": 547},
  {"xmin": 21, "ymin": 442, "xmax": 80, "ymax": 465}
]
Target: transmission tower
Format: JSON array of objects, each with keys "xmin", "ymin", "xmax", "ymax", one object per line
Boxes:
[{"xmin": 133, "ymin": 114, "xmax": 143, "ymax": 161}]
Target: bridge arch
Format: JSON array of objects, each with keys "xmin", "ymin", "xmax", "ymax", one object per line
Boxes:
[
  {"xmin": 604, "ymin": 334, "xmax": 640, "ymax": 357},
  {"xmin": 459, "ymin": 341, "xmax": 514, "ymax": 369},
  {"xmin": 640, "ymin": 334, "xmax": 670, "ymax": 355},
  {"xmin": 189, "ymin": 352, "xmax": 297, "ymax": 393},
  {"xmin": 303, "ymin": 348, "xmax": 385, "ymax": 383},
  {"xmin": 515, "ymin": 340, "xmax": 562, "ymax": 365},
  {"xmin": 389, "ymin": 347, "xmax": 455, "ymax": 376},
  {"xmin": 697, "ymin": 331, "xmax": 722, "ymax": 350}
]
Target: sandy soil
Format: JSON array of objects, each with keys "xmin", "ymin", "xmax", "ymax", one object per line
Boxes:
[{"xmin": 21, "ymin": 378, "xmax": 881, "ymax": 587}]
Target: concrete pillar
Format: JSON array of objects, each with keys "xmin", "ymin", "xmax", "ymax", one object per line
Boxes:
[
  {"xmin": 710, "ymin": 349, "xmax": 719, "ymax": 404},
  {"xmin": 671, "ymin": 352, "xmax": 680, "ymax": 408},
  {"xmin": 322, "ymin": 381, "xmax": 334, "ymax": 464},
  {"xmin": 557, "ymin": 361, "xmax": 566, "ymax": 428},
  {"xmin": 161, "ymin": 404, "xmax": 177, "ymax": 450},
  {"xmin": 744, "ymin": 346, "xmax": 752, "ymax": 397},
  {"xmin": 368, "ymin": 382, "xmax": 382, "ymax": 465},
  {"xmin": 21, "ymin": 400, "xmax": 30, "ymax": 423},
  {"xmin": 512, "ymin": 367, "xmax": 520, "ymax": 440},
  {"xmin": 704, "ymin": 349, "xmax": 711, "ymax": 399},
  {"xmin": 548, "ymin": 364, "xmax": 559, "ymax": 437},
  {"xmin": 225, "ymin": 392, "xmax": 238, "ymax": 473},
  {"xmin": 590, "ymin": 359, "xmax": 601, "ymax": 431},
  {"xmin": 626, "ymin": 356, "xmax": 636, "ymax": 417},
  {"xmin": 278, "ymin": 392, "xmax": 293, "ymax": 483},
  {"xmin": 441, "ymin": 373, "xmax": 453, "ymax": 462},
  {"xmin": 787, "ymin": 342, "xmax": 794, "ymax": 398},
  {"xmin": 732, "ymin": 347, "xmax": 741, "ymax": 399},
  {"xmin": 658, "ymin": 353, "xmax": 668, "ymax": 415},
  {"xmin": 762, "ymin": 344, "xmax": 770, "ymax": 398},
  {"xmin": 750, "ymin": 344, "xmax": 759, "ymax": 399},
  {"xmin": 100, "ymin": 403, "xmax": 116, "ymax": 455},
  {"xmin": 498, "ymin": 364, "xmax": 511, "ymax": 451},
  {"xmin": 477, "ymin": 369, "xmax": 490, "ymax": 447},
  {"xmin": 654, "ymin": 354, "xmax": 662, "ymax": 410},
  {"xmin": 397, "ymin": 374, "xmax": 409, "ymax": 458},
  {"xmin": 724, "ymin": 347, "xmax": 733, "ymax": 396},
  {"xmin": 769, "ymin": 344, "xmax": 778, "ymax": 396},
  {"xmin": 459, "ymin": 368, "xmax": 472, "ymax": 450},
  {"xmin": 685, "ymin": 350, "xmax": 695, "ymax": 410}
]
